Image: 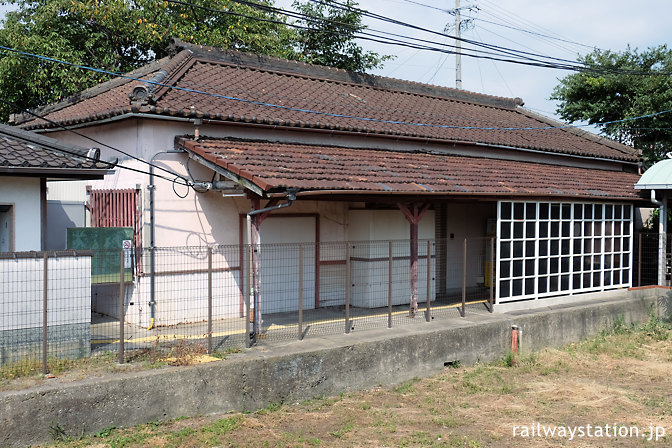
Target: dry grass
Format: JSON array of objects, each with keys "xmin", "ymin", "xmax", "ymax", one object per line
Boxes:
[{"xmin": 36, "ymin": 315, "xmax": 672, "ymax": 447}]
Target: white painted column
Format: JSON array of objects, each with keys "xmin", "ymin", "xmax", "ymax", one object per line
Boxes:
[{"xmin": 659, "ymin": 192, "xmax": 668, "ymax": 286}]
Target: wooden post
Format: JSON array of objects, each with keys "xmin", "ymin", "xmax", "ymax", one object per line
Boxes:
[
  {"xmin": 118, "ymin": 250, "xmax": 125, "ymax": 364},
  {"xmin": 207, "ymin": 246, "xmax": 213, "ymax": 354},
  {"xmin": 398, "ymin": 203, "xmax": 431, "ymax": 317},
  {"xmin": 42, "ymin": 252, "xmax": 48, "ymax": 375}
]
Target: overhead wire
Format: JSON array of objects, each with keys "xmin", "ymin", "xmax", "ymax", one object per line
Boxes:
[{"xmin": 3, "ymin": 44, "xmax": 672, "ymax": 133}]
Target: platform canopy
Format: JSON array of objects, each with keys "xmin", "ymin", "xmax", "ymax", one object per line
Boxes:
[{"xmin": 635, "ymin": 159, "xmax": 672, "ymax": 190}]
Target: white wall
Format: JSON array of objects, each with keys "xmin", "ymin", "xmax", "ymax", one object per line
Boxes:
[{"xmin": 0, "ymin": 177, "xmax": 41, "ymax": 251}]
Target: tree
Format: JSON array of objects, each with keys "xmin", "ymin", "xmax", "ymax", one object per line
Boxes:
[
  {"xmin": 0, "ymin": 0, "xmax": 389, "ymax": 122},
  {"xmin": 551, "ymin": 45, "xmax": 672, "ymax": 164},
  {"xmin": 292, "ymin": 0, "xmax": 391, "ymax": 72}
]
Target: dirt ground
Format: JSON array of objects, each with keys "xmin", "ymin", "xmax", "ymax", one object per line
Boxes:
[{"xmin": 38, "ymin": 319, "xmax": 672, "ymax": 447}]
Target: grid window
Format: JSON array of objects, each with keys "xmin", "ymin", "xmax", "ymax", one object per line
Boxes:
[{"xmin": 497, "ymin": 201, "xmax": 632, "ymax": 303}]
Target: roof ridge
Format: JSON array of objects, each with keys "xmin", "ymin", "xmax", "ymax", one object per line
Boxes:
[
  {"xmin": 12, "ymin": 51, "xmax": 193, "ymax": 125},
  {"xmin": 171, "ymin": 39, "xmax": 524, "ymax": 110},
  {"xmin": 516, "ymin": 107, "xmax": 640, "ymax": 158}
]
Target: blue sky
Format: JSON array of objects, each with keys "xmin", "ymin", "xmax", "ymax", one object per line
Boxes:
[{"xmin": 279, "ymin": 0, "xmax": 672, "ymax": 123}]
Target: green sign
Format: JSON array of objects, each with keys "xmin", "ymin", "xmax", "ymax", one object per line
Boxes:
[{"xmin": 67, "ymin": 227, "xmax": 134, "ymax": 283}]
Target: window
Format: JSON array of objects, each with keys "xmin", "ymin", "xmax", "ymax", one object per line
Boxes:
[
  {"xmin": 0, "ymin": 204, "xmax": 13, "ymax": 252},
  {"xmin": 496, "ymin": 201, "xmax": 632, "ymax": 303}
]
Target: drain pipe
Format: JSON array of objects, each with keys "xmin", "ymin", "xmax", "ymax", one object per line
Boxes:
[
  {"xmin": 247, "ymin": 189, "xmax": 299, "ymax": 338},
  {"xmin": 651, "ymin": 190, "xmax": 667, "ymax": 286},
  {"xmin": 147, "ymin": 149, "xmax": 185, "ymax": 330}
]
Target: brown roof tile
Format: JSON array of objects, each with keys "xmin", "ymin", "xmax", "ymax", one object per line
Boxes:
[
  {"xmin": 16, "ymin": 41, "xmax": 638, "ymax": 162},
  {"xmin": 176, "ymin": 137, "xmax": 642, "ymax": 201}
]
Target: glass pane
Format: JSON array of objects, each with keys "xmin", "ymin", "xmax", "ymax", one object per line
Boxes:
[
  {"xmin": 500, "ymin": 280, "xmax": 510, "ymax": 298},
  {"xmin": 514, "ymin": 203, "xmax": 524, "ymax": 220},
  {"xmin": 604, "ymin": 271, "xmax": 612, "ymax": 286},
  {"xmin": 594, "ymin": 205, "xmax": 603, "ymax": 219},
  {"xmin": 584, "ymin": 222, "xmax": 592, "ymax": 236},
  {"xmin": 605, "ymin": 254, "xmax": 612, "ymax": 269},
  {"xmin": 573, "ymin": 239, "xmax": 582, "ymax": 255},
  {"xmin": 513, "ymin": 260, "xmax": 523, "ymax": 277},
  {"xmin": 539, "ymin": 221, "xmax": 549, "ymax": 238},
  {"xmin": 500, "ymin": 261, "xmax": 511, "ymax": 278},
  {"xmin": 501, "ymin": 222, "xmax": 511, "ymax": 239},
  {"xmin": 593, "ymin": 255, "xmax": 601, "ymax": 270},
  {"xmin": 526, "ymin": 222, "xmax": 536, "ymax": 238},
  {"xmin": 513, "ymin": 279, "xmax": 523, "ymax": 296},
  {"xmin": 583, "ymin": 256, "xmax": 592, "ymax": 270},
  {"xmin": 594, "ymin": 222, "xmax": 602, "ymax": 237},
  {"xmin": 623, "ymin": 254, "xmax": 630, "ymax": 268},
  {"xmin": 614, "ymin": 221, "xmax": 622, "ymax": 236},
  {"xmin": 584, "ymin": 239, "xmax": 592, "ymax": 254},
  {"xmin": 514, "ymin": 222, "xmax": 524, "ymax": 239},
  {"xmin": 605, "ymin": 222, "xmax": 613, "ymax": 236},
  {"xmin": 574, "ymin": 203, "xmax": 583, "ymax": 219},
  {"xmin": 613, "ymin": 270, "xmax": 621, "ymax": 284},
  {"xmin": 593, "ymin": 272, "xmax": 601, "ymax": 287},
  {"xmin": 573, "ymin": 273, "xmax": 582, "ymax": 289},
  {"xmin": 584, "ymin": 204, "xmax": 593, "ymax": 219},
  {"xmin": 501, "ymin": 202, "xmax": 512, "ymax": 220},
  {"xmin": 501, "ymin": 241, "xmax": 511, "ymax": 259},
  {"xmin": 623, "ymin": 237, "xmax": 630, "ymax": 252},
  {"xmin": 583, "ymin": 272, "xmax": 591, "ymax": 288},
  {"xmin": 573, "ymin": 222, "xmax": 582, "ymax": 237},
  {"xmin": 551, "ymin": 204, "xmax": 560, "ymax": 220},
  {"xmin": 623, "ymin": 205, "xmax": 631, "ymax": 219},
  {"xmin": 561, "ymin": 256, "xmax": 570, "ymax": 273},
  {"xmin": 526, "ymin": 203, "xmax": 537, "ymax": 219},
  {"xmin": 562, "ymin": 222, "xmax": 571, "ymax": 237},
  {"xmin": 513, "ymin": 241, "xmax": 524, "ymax": 258},
  {"xmin": 525, "ymin": 259, "xmax": 535, "ymax": 276},
  {"xmin": 614, "ymin": 255, "xmax": 621, "ymax": 268},
  {"xmin": 538, "ymin": 276, "xmax": 548, "ymax": 293},
  {"xmin": 614, "ymin": 204, "xmax": 622, "ymax": 219},
  {"xmin": 550, "ymin": 275, "xmax": 559, "ymax": 292},
  {"xmin": 605, "ymin": 238, "xmax": 612, "ymax": 253},
  {"xmin": 539, "ymin": 258, "xmax": 548, "ymax": 275},
  {"xmin": 550, "ymin": 257, "xmax": 559, "ymax": 274},
  {"xmin": 539, "ymin": 203, "xmax": 549, "ymax": 220},
  {"xmin": 525, "ymin": 241, "xmax": 536, "ymax": 257},
  {"xmin": 525, "ymin": 277, "xmax": 535, "ymax": 295},
  {"xmin": 551, "ymin": 221, "xmax": 560, "ymax": 238},
  {"xmin": 614, "ymin": 238, "xmax": 621, "ymax": 252},
  {"xmin": 605, "ymin": 204, "xmax": 613, "ymax": 219},
  {"xmin": 550, "ymin": 240, "xmax": 559, "ymax": 255},
  {"xmin": 573, "ymin": 256, "xmax": 582, "ymax": 271},
  {"xmin": 539, "ymin": 240, "xmax": 548, "ymax": 256},
  {"xmin": 562, "ymin": 204, "xmax": 571, "ymax": 220},
  {"xmin": 561, "ymin": 275, "xmax": 570, "ymax": 291},
  {"xmin": 561, "ymin": 239, "xmax": 571, "ymax": 254}
]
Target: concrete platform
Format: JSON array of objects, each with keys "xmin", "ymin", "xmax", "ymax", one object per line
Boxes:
[{"xmin": 2, "ymin": 287, "xmax": 670, "ymax": 447}]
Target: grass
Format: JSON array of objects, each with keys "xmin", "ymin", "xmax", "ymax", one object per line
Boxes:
[{"xmin": 25, "ymin": 314, "xmax": 672, "ymax": 447}]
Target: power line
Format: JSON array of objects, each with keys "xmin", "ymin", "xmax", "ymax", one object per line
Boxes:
[{"xmin": 4, "ymin": 44, "xmax": 671, "ymax": 134}]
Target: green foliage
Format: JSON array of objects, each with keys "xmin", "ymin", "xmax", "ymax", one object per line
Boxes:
[
  {"xmin": 292, "ymin": 0, "xmax": 391, "ymax": 72},
  {"xmin": 0, "ymin": 0, "xmax": 390, "ymax": 122},
  {"xmin": 551, "ymin": 45, "xmax": 672, "ymax": 164}
]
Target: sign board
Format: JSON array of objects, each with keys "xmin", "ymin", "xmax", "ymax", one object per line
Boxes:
[{"xmin": 67, "ymin": 227, "xmax": 134, "ymax": 283}]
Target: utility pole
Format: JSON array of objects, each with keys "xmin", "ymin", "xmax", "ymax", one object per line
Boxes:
[{"xmin": 455, "ymin": 0, "xmax": 462, "ymax": 89}]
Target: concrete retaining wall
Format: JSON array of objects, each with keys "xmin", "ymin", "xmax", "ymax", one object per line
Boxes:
[{"xmin": 1, "ymin": 288, "xmax": 670, "ymax": 447}]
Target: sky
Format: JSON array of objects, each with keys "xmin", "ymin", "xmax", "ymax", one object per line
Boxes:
[
  {"xmin": 0, "ymin": 1, "xmax": 670, "ymax": 126},
  {"xmin": 278, "ymin": 0, "xmax": 672, "ymax": 124}
]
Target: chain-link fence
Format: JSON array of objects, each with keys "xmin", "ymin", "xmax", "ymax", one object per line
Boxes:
[{"xmin": 1, "ymin": 237, "xmax": 496, "ymax": 371}]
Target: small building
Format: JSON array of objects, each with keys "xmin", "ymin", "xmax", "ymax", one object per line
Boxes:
[{"xmin": 12, "ymin": 40, "xmax": 645, "ymax": 329}]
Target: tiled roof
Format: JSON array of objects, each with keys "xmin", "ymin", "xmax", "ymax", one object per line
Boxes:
[
  {"xmin": 0, "ymin": 124, "xmax": 112, "ymax": 175},
  {"xmin": 15, "ymin": 41, "xmax": 638, "ymax": 163},
  {"xmin": 176, "ymin": 137, "xmax": 642, "ymax": 201}
]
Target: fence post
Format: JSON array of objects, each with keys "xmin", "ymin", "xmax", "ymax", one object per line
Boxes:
[
  {"xmin": 388, "ymin": 241, "xmax": 393, "ymax": 329},
  {"xmin": 461, "ymin": 238, "xmax": 466, "ymax": 317},
  {"xmin": 118, "ymin": 250, "xmax": 125, "ymax": 364},
  {"xmin": 207, "ymin": 246, "xmax": 213, "ymax": 354},
  {"xmin": 298, "ymin": 245, "xmax": 304, "ymax": 340},
  {"xmin": 425, "ymin": 240, "xmax": 431, "ymax": 322},
  {"xmin": 638, "ymin": 233, "xmax": 642, "ymax": 287},
  {"xmin": 345, "ymin": 244, "xmax": 351, "ymax": 334},
  {"xmin": 42, "ymin": 252, "xmax": 48, "ymax": 375},
  {"xmin": 245, "ymin": 244, "xmax": 251, "ymax": 348},
  {"xmin": 489, "ymin": 237, "xmax": 495, "ymax": 313}
]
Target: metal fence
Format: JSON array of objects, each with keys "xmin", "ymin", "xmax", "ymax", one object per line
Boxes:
[{"xmin": 1, "ymin": 237, "xmax": 495, "ymax": 372}]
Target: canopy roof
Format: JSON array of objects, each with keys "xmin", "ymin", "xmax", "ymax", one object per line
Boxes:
[{"xmin": 635, "ymin": 159, "xmax": 672, "ymax": 190}]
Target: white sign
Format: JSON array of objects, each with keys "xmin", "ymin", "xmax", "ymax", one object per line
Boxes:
[{"xmin": 122, "ymin": 240, "xmax": 133, "ymax": 268}]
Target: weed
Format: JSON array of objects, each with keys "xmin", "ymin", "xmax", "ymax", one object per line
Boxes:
[
  {"xmin": 394, "ymin": 377, "xmax": 421, "ymax": 394},
  {"xmin": 94, "ymin": 426, "xmax": 116, "ymax": 438},
  {"xmin": 329, "ymin": 421, "xmax": 354, "ymax": 438},
  {"xmin": 256, "ymin": 400, "xmax": 284, "ymax": 415},
  {"xmin": 49, "ymin": 421, "xmax": 68, "ymax": 442}
]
